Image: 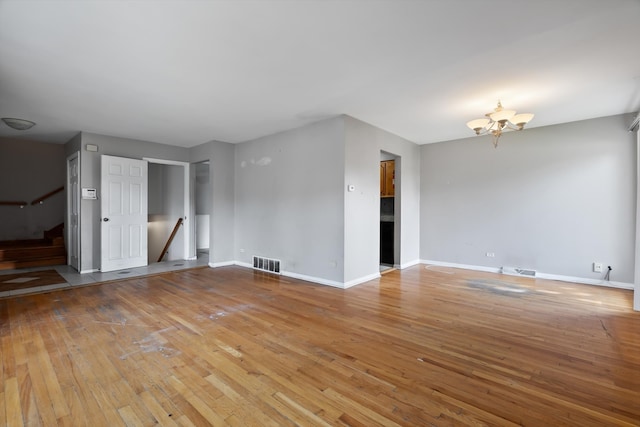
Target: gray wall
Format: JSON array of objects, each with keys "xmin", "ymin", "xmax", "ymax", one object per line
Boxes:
[
  {"xmin": 68, "ymin": 132, "xmax": 189, "ymax": 272},
  {"xmin": 344, "ymin": 116, "xmax": 421, "ymax": 283},
  {"xmin": 55, "ymin": 113, "xmax": 637, "ymax": 297},
  {"xmin": 234, "ymin": 117, "xmax": 345, "ymax": 283},
  {"xmin": 194, "ymin": 162, "xmax": 211, "ymax": 215},
  {"xmin": 0, "ymin": 137, "xmax": 66, "ymax": 240},
  {"xmin": 421, "ymin": 114, "xmax": 636, "ymax": 284},
  {"xmin": 190, "ymin": 140, "xmax": 236, "ymax": 266}
]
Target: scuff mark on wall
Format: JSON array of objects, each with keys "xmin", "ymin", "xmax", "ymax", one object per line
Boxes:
[{"xmin": 240, "ymin": 157, "xmax": 272, "ymax": 168}]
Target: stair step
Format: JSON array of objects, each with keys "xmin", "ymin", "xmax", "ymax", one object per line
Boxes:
[
  {"xmin": 0, "ymin": 234, "xmax": 67, "ymax": 271},
  {"xmin": 0, "ymin": 239, "xmax": 50, "ymax": 248},
  {"xmin": 0, "ymin": 245, "xmax": 66, "ymax": 262}
]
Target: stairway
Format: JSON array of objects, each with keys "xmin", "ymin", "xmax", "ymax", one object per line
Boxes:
[{"xmin": 0, "ymin": 224, "xmax": 66, "ymax": 271}]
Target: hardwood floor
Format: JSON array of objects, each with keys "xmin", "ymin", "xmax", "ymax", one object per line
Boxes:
[
  {"xmin": 0, "ymin": 270, "xmax": 67, "ymax": 293},
  {"xmin": 1, "ymin": 265, "xmax": 638, "ymax": 426}
]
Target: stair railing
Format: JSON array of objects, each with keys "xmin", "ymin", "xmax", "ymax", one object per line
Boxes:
[
  {"xmin": 157, "ymin": 218, "xmax": 184, "ymax": 262},
  {"xmin": 0, "ymin": 186, "xmax": 64, "ymax": 208},
  {"xmin": 0, "ymin": 200, "xmax": 29, "ymax": 208},
  {"xmin": 31, "ymin": 186, "xmax": 64, "ymax": 205}
]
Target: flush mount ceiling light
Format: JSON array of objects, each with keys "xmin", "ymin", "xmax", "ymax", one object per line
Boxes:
[
  {"xmin": 466, "ymin": 101, "xmax": 534, "ymax": 148},
  {"xmin": 1, "ymin": 117, "xmax": 36, "ymax": 130}
]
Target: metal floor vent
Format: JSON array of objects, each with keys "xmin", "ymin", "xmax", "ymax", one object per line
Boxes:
[
  {"xmin": 253, "ymin": 256, "xmax": 281, "ymax": 274},
  {"xmin": 501, "ymin": 266, "xmax": 537, "ymax": 277}
]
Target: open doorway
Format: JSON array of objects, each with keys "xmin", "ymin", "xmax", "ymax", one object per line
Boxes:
[
  {"xmin": 148, "ymin": 163, "xmax": 184, "ymax": 263},
  {"xmin": 380, "ymin": 151, "xmax": 398, "ymax": 273},
  {"xmin": 144, "ymin": 158, "xmax": 191, "ymax": 265}
]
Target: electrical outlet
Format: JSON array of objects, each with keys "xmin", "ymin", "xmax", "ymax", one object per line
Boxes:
[
  {"xmin": 593, "ymin": 262, "xmax": 603, "ymax": 273},
  {"xmin": 486, "ymin": 252, "xmax": 495, "ymax": 258}
]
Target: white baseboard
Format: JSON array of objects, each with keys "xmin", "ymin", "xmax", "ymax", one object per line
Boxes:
[
  {"xmin": 281, "ymin": 270, "xmax": 346, "ymax": 288},
  {"xmin": 397, "ymin": 259, "xmax": 421, "ymax": 270},
  {"xmin": 80, "ymin": 269, "xmax": 99, "ymax": 274},
  {"xmin": 209, "ymin": 261, "xmax": 235, "ymax": 268},
  {"xmin": 420, "ymin": 259, "xmax": 633, "ymax": 290},
  {"xmin": 421, "ymin": 259, "xmax": 501, "ymax": 274},
  {"xmin": 241, "ymin": 259, "xmax": 346, "ymax": 288},
  {"xmin": 211, "ymin": 261, "xmax": 380, "ymax": 289},
  {"xmin": 344, "ymin": 272, "xmax": 381, "ymax": 288},
  {"xmin": 536, "ymin": 272, "xmax": 633, "ymax": 290}
]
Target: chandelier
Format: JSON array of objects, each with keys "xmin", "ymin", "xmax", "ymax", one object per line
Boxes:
[{"xmin": 466, "ymin": 101, "xmax": 534, "ymax": 148}]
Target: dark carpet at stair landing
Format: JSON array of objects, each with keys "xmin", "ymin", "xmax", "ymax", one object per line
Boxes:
[{"xmin": 0, "ymin": 270, "xmax": 67, "ymax": 292}]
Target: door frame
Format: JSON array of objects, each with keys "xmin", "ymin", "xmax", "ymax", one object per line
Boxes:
[
  {"xmin": 634, "ymin": 129, "xmax": 639, "ymax": 311},
  {"xmin": 379, "ymin": 150, "xmax": 401, "ymax": 268},
  {"xmin": 144, "ymin": 158, "xmax": 192, "ymax": 261},
  {"xmin": 66, "ymin": 151, "xmax": 81, "ymax": 271}
]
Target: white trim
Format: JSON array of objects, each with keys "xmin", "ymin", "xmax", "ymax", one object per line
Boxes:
[
  {"xmin": 536, "ymin": 272, "xmax": 633, "ymax": 290},
  {"xmin": 235, "ymin": 261, "xmax": 347, "ymax": 288},
  {"xmin": 397, "ymin": 259, "xmax": 421, "ymax": 270},
  {"xmin": 143, "ymin": 157, "xmax": 191, "ymax": 262},
  {"xmin": 421, "ymin": 259, "xmax": 501, "ymax": 274},
  {"xmin": 210, "ymin": 261, "xmax": 235, "ymax": 268},
  {"xmin": 635, "ymin": 128, "xmax": 640, "ymax": 310},
  {"xmin": 80, "ymin": 269, "xmax": 99, "ymax": 274},
  {"xmin": 211, "ymin": 261, "xmax": 382, "ymax": 289},
  {"xmin": 66, "ymin": 151, "xmax": 81, "ymax": 272},
  {"xmin": 230, "ymin": 261, "xmax": 348, "ymax": 287},
  {"xmin": 421, "ymin": 260, "xmax": 633, "ymax": 290},
  {"xmin": 282, "ymin": 270, "xmax": 346, "ymax": 288},
  {"xmin": 344, "ymin": 272, "xmax": 381, "ymax": 288}
]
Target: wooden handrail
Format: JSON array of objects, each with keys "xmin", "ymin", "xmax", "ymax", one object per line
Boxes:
[
  {"xmin": 157, "ymin": 218, "xmax": 184, "ymax": 262},
  {"xmin": 0, "ymin": 201, "xmax": 28, "ymax": 207},
  {"xmin": 31, "ymin": 186, "xmax": 64, "ymax": 205}
]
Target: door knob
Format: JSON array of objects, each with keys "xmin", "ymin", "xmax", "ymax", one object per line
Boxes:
[{"xmin": 103, "ymin": 218, "xmax": 109, "ymax": 222}]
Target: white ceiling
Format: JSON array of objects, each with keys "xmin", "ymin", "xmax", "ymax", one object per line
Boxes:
[{"xmin": 1, "ymin": 0, "xmax": 639, "ymax": 147}]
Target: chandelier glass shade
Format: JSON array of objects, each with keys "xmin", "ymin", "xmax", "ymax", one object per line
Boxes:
[{"xmin": 466, "ymin": 101, "xmax": 534, "ymax": 147}]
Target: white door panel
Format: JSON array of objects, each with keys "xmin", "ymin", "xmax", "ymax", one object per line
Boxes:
[{"xmin": 101, "ymin": 155, "xmax": 148, "ymax": 272}]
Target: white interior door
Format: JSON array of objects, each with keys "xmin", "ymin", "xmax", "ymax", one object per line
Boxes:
[
  {"xmin": 101, "ymin": 155, "xmax": 148, "ymax": 272},
  {"xmin": 67, "ymin": 153, "xmax": 80, "ymax": 271}
]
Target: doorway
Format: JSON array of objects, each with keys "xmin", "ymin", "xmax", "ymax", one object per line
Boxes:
[
  {"xmin": 380, "ymin": 151, "xmax": 398, "ymax": 273},
  {"xmin": 148, "ymin": 163, "xmax": 185, "ymax": 263},
  {"xmin": 144, "ymin": 158, "xmax": 193, "ymax": 264}
]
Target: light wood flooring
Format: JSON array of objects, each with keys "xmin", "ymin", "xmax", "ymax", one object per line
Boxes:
[{"xmin": 1, "ymin": 265, "xmax": 639, "ymax": 426}]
